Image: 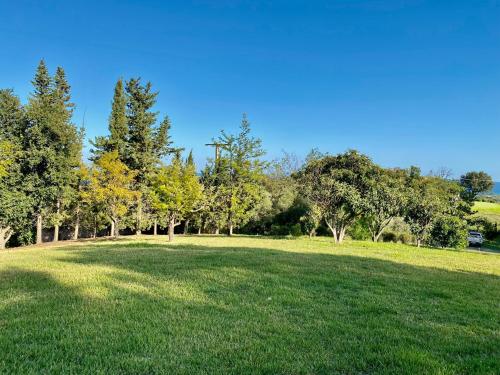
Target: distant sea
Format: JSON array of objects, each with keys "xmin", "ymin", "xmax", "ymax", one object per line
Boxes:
[{"xmin": 493, "ymin": 182, "xmax": 500, "ymax": 195}]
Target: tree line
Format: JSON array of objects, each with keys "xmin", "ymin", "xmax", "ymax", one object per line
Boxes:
[{"xmin": 0, "ymin": 60, "xmax": 495, "ymax": 249}]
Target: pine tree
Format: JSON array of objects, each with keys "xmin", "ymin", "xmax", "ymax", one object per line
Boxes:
[
  {"xmin": 23, "ymin": 61, "xmax": 82, "ymax": 244},
  {"xmin": 24, "ymin": 60, "xmax": 56, "ymax": 244},
  {"xmin": 49, "ymin": 66, "xmax": 83, "ymax": 242},
  {"xmin": 91, "ymin": 79, "xmax": 128, "ymax": 160},
  {"xmin": 186, "ymin": 149, "xmax": 194, "ymax": 168},
  {"xmin": 125, "ymin": 78, "xmax": 173, "ymax": 234},
  {"xmin": 32, "ymin": 59, "xmax": 51, "ymax": 98},
  {"xmin": 214, "ymin": 114, "xmax": 266, "ymax": 235},
  {"xmin": 108, "ymin": 79, "xmax": 128, "ymax": 156}
]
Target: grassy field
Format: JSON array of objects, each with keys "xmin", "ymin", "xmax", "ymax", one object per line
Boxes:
[
  {"xmin": 474, "ymin": 201, "xmax": 500, "ymax": 224},
  {"xmin": 1, "ymin": 236, "xmax": 499, "ymax": 374}
]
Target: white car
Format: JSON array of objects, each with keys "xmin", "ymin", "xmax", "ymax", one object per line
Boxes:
[{"xmin": 467, "ymin": 231, "xmax": 484, "ymax": 247}]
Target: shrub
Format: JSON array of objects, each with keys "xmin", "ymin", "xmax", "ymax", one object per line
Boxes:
[
  {"xmin": 290, "ymin": 223, "xmax": 303, "ymax": 237},
  {"xmin": 381, "ymin": 232, "xmax": 398, "ymax": 243},
  {"xmin": 348, "ymin": 218, "xmax": 371, "ymax": 240},
  {"xmin": 269, "ymin": 224, "xmax": 289, "ymax": 236},
  {"xmin": 398, "ymin": 233, "xmax": 413, "ymax": 244},
  {"xmin": 429, "ymin": 216, "xmax": 468, "ymax": 249}
]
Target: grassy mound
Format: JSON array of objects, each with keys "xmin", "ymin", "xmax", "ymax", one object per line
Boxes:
[{"xmin": 1, "ymin": 236, "xmax": 499, "ymax": 374}]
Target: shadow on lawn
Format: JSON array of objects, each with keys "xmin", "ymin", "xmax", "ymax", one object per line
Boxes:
[{"xmin": 0, "ymin": 241, "xmax": 499, "ymax": 374}]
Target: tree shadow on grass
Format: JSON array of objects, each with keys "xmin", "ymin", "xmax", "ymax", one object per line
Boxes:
[{"xmin": 0, "ymin": 242, "xmax": 499, "ymax": 374}]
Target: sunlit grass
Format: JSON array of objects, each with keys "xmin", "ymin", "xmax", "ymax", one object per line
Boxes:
[
  {"xmin": 474, "ymin": 201, "xmax": 500, "ymax": 224},
  {"xmin": 1, "ymin": 236, "xmax": 499, "ymax": 374}
]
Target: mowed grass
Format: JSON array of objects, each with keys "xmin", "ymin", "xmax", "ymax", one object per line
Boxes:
[
  {"xmin": 1, "ymin": 236, "xmax": 499, "ymax": 374},
  {"xmin": 474, "ymin": 201, "xmax": 500, "ymax": 224}
]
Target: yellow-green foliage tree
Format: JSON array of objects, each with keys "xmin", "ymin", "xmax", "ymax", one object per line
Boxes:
[
  {"xmin": 152, "ymin": 155, "xmax": 203, "ymax": 242},
  {"xmin": 85, "ymin": 151, "xmax": 138, "ymax": 237}
]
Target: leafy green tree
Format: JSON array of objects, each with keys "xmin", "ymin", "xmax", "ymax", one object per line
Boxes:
[
  {"xmin": 0, "ymin": 175, "xmax": 32, "ymax": 249},
  {"xmin": 0, "ymin": 90, "xmax": 32, "ymax": 248},
  {"xmin": 429, "ymin": 215, "xmax": 468, "ymax": 249},
  {"xmin": 297, "ymin": 150, "xmax": 376, "ymax": 243},
  {"xmin": 199, "ymin": 162, "xmax": 227, "ymax": 234},
  {"xmin": 0, "ymin": 141, "xmax": 11, "ymax": 178},
  {"xmin": 460, "ymin": 171, "xmax": 494, "ymax": 203},
  {"xmin": 404, "ymin": 175, "xmax": 465, "ymax": 247},
  {"xmin": 86, "ymin": 151, "xmax": 138, "ymax": 237},
  {"xmin": 363, "ymin": 169, "xmax": 406, "ymax": 242},
  {"xmin": 182, "ymin": 150, "xmax": 202, "ymax": 234},
  {"xmin": 78, "ymin": 164, "xmax": 109, "ymax": 238},
  {"xmin": 191, "ymin": 181, "xmax": 225, "ymax": 234},
  {"xmin": 300, "ymin": 204, "xmax": 322, "ymax": 238},
  {"xmin": 265, "ymin": 158, "xmax": 299, "ymax": 214},
  {"xmin": 152, "ymin": 155, "xmax": 203, "ymax": 241}
]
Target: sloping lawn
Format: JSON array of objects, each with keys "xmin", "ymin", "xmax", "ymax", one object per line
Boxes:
[
  {"xmin": 474, "ymin": 201, "xmax": 500, "ymax": 224},
  {"xmin": 1, "ymin": 236, "xmax": 499, "ymax": 374}
]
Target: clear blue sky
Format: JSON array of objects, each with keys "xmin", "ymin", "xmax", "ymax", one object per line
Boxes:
[{"xmin": 1, "ymin": 0, "xmax": 499, "ymax": 179}]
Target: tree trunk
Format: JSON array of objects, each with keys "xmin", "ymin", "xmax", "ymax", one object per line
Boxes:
[
  {"xmin": 215, "ymin": 227, "xmax": 219, "ymax": 235},
  {"xmin": 228, "ymin": 223, "xmax": 233, "ymax": 236},
  {"xmin": 325, "ymin": 220, "xmax": 338, "ymax": 243},
  {"xmin": 153, "ymin": 219, "xmax": 158, "ymax": 236},
  {"xmin": 198, "ymin": 226, "xmax": 201, "ymax": 235},
  {"xmin": 110, "ymin": 220, "xmax": 115, "ymax": 238},
  {"xmin": 136, "ymin": 199, "xmax": 142, "ymax": 236},
  {"xmin": 53, "ymin": 200, "xmax": 61, "ymax": 242},
  {"xmin": 338, "ymin": 227, "xmax": 346, "ymax": 244},
  {"xmin": 417, "ymin": 239, "xmax": 422, "ymax": 248},
  {"xmin": 372, "ymin": 230, "xmax": 382, "ymax": 242},
  {"xmin": 184, "ymin": 219, "xmax": 190, "ymax": 235},
  {"xmin": 53, "ymin": 224, "xmax": 59, "ymax": 243},
  {"xmin": 0, "ymin": 227, "xmax": 13, "ymax": 249},
  {"xmin": 36, "ymin": 213, "xmax": 43, "ymax": 244},
  {"xmin": 73, "ymin": 205, "xmax": 80, "ymax": 240},
  {"xmin": 111, "ymin": 219, "xmax": 120, "ymax": 238},
  {"xmin": 168, "ymin": 218, "xmax": 175, "ymax": 242},
  {"xmin": 114, "ymin": 219, "xmax": 120, "ymax": 237}
]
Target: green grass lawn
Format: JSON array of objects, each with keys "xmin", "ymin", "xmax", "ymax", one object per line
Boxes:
[
  {"xmin": 474, "ymin": 201, "xmax": 500, "ymax": 224},
  {"xmin": 1, "ymin": 236, "xmax": 499, "ymax": 374}
]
